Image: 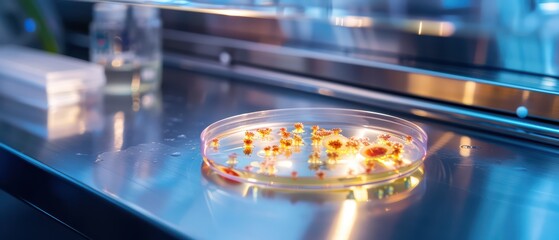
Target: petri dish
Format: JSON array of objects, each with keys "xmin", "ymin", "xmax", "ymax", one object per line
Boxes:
[
  {"xmin": 202, "ymin": 163, "xmax": 426, "ymax": 203},
  {"xmin": 200, "ymin": 108, "xmax": 428, "ymax": 190}
]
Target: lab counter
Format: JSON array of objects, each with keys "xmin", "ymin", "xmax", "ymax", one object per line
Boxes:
[{"xmin": 0, "ymin": 67, "xmax": 558, "ymax": 239}]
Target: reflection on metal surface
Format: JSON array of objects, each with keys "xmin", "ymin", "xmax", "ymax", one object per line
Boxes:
[
  {"xmin": 412, "ymin": 20, "xmax": 455, "ymax": 37},
  {"xmin": 348, "ymin": 187, "xmax": 369, "ymax": 202},
  {"xmin": 462, "ymin": 81, "xmax": 477, "ymax": 105},
  {"xmin": 542, "ymin": 77, "xmax": 557, "ymax": 88},
  {"xmin": 331, "ymin": 16, "xmax": 373, "ymax": 28},
  {"xmin": 318, "ymin": 88, "xmax": 335, "ymax": 96},
  {"xmin": 165, "ymin": 48, "xmax": 559, "ymax": 146},
  {"xmin": 539, "ymin": 2, "xmax": 559, "ymax": 13},
  {"xmin": 132, "ymin": 92, "xmax": 141, "ymax": 112},
  {"xmin": 410, "ymin": 109, "xmax": 430, "ymax": 118},
  {"xmin": 200, "ymin": 162, "xmax": 425, "ymax": 238},
  {"xmin": 427, "ymin": 132, "xmax": 455, "ymax": 156},
  {"xmin": 113, "ymin": 111, "xmax": 125, "ymax": 150},
  {"xmin": 330, "ymin": 199, "xmax": 357, "ymax": 240},
  {"xmin": 103, "ymin": 91, "xmax": 163, "ymax": 153},
  {"xmin": 131, "ymin": 73, "xmax": 142, "ymax": 93},
  {"xmin": 215, "ymin": 9, "xmax": 269, "ymax": 17},
  {"xmin": 522, "ymin": 90, "xmax": 530, "ymax": 103},
  {"xmin": 0, "ymin": 96, "xmax": 103, "ymax": 140},
  {"xmin": 459, "ymin": 136, "xmax": 472, "ymax": 157},
  {"xmin": 70, "ymin": 0, "xmax": 559, "ymax": 82},
  {"xmin": 86, "ymin": 0, "xmax": 282, "ymax": 19},
  {"xmin": 164, "ymin": 31, "xmax": 559, "ymax": 123},
  {"xmin": 95, "ymin": 142, "xmax": 184, "ymax": 182}
]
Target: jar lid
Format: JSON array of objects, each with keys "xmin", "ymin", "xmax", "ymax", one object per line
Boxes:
[{"xmin": 93, "ymin": 3, "xmax": 127, "ymax": 22}]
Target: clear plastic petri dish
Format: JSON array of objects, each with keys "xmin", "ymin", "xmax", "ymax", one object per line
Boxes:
[
  {"xmin": 200, "ymin": 108, "xmax": 428, "ymax": 190},
  {"xmin": 202, "ymin": 163, "xmax": 426, "ymax": 203}
]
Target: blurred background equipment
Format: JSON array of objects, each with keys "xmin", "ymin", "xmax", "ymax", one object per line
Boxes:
[
  {"xmin": 0, "ymin": 0, "xmax": 64, "ymax": 52},
  {"xmin": 90, "ymin": 3, "xmax": 162, "ymax": 94}
]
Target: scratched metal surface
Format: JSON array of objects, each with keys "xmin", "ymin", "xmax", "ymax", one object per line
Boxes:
[{"xmin": 0, "ymin": 67, "xmax": 558, "ymax": 239}]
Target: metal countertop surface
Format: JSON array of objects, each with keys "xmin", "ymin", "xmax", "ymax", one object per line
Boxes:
[{"xmin": 1, "ymin": 67, "xmax": 558, "ymax": 240}]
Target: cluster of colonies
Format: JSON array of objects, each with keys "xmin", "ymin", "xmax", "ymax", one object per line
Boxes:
[{"xmin": 209, "ymin": 123, "xmax": 413, "ymax": 180}]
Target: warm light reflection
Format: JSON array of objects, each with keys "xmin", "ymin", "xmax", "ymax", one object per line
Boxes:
[
  {"xmin": 133, "ymin": 93, "xmax": 141, "ymax": 112},
  {"xmin": 410, "ymin": 175, "xmax": 420, "ymax": 187},
  {"xmin": 462, "ymin": 81, "xmax": 477, "ymax": 105},
  {"xmin": 412, "ymin": 20, "xmax": 455, "ymax": 37},
  {"xmin": 241, "ymin": 186, "xmax": 259, "ymax": 201},
  {"xmin": 111, "ymin": 58, "xmax": 123, "ymax": 68},
  {"xmin": 49, "ymin": 105, "xmax": 85, "ymax": 139},
  {"xmin": 46, "ymin": 80, "xmax": 84, "ymax": 94},
  {"xmin": 241, "ymin": 185, "xmax": 258, "ymax": 199},
  {"xmin": 351, "ymin": 187, "xmax": 369, "ymax": 202},
  {"xmin": 331, "ymin": 16, "xmax": 373, "ymax": 28},
  {"xmin": 318, "ymin": 88, "xmax": 334, "ymax": 96},
  {"xmin": 459, "ymin": 136, "xmax": 472, "ymax": 157},
  {"xmin": 521, "ymin": 90, "xmax": 530, "ymax": 103},
  {"xmin": 411, "ymin": 109, "xmax": 430, "ymax": 117},
  {"xmin": 380, "ymin": 160, "xmax": 396, "ymax": 169},
  {"xmin": 113, "ymin": 111, "xmax": 125, "ymax": 150},
  {"xmin": 401, "ymin": 159, "xmax": 412, "ymax": 165},
  {"xmin": 50, "ymin": 106, "xmax": 79, "ymax": 128},
  {"xmin": 427, "ymin": 132, "xmax": 455, "ymax": 155},
  {"xmin": 131, "ymin": 73, "xmax": 141, "ymax": 93},
  {"xmin": 439, "ymin": 22, "xmax": 455, "ymax": 36},
  {"xmin": 242, "ymin": 186, "xmax": 250, "ymax": 198},
  {"xmin": 329, "ymin": 200, "xmax": 357, "ymax": 240},
  {"xmin": 355, "ymin": 154, "xmax": 365, "ymax": 162},
  {"xmin": 355, "ymin": 129, "xmax": 367, "ymax": 139},
  {"xmin": 345, "ymin": 160, "xmax": 362, "ymax": 173}
]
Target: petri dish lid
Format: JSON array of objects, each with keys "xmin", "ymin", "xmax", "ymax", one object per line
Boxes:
[{"xmin": 201, "ymin": 108, "xmax": 428, "ymax": 190}]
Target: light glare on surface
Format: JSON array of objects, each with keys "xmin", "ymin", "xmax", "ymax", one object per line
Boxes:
[
  {"xmin": 460, "ymin": 136, "xmax": 472, "ymax": 157},
  {"xmin": 113, "ymin": 111, "xmax": 125, "ymax": 150},
  {"xmin": 540, "ymin": 2, "xmax": 559, "ymax": 12},
  {"xmin": 330, "ymin": 200, "xmax": 357, "ymax": 240},
  {"xmin": 276, "ymin": 160, "xmax": 293, "ymax": 168},
  {"xmin": 412, "ymin": 20, "xmax": 455, "ymax": 37},
  {"xmin": 331, "ymin": 16, "xmax": 373, "ymax": 28},
  {"xmin": 462, "ymin": 81, "xmax": 477, "ymax": 105}
]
